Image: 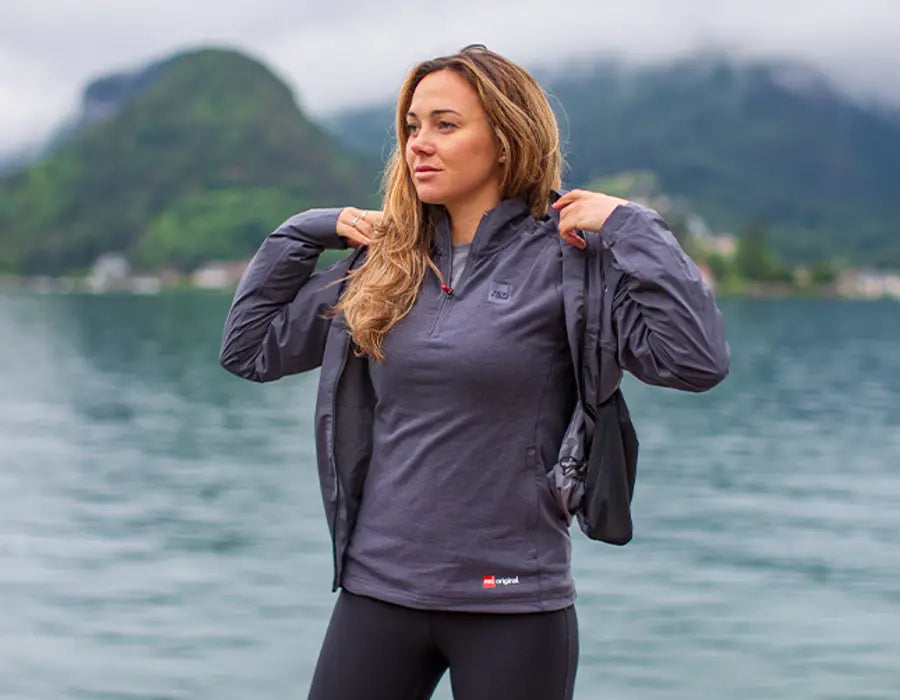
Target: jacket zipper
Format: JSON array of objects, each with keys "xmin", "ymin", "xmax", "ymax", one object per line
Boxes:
[
  {"xmin": 429, "ymin": 245, "xmax": 473, "ymax": 336},
  {"xmin": 428, "ymin": 291, "xmax": 451, "ymax": 336},
  {"xmin": 328, "ymin": 331, "xmax": 351, "ymax": 591},
  {"xmin": 429, "ymin": 250, "xmax": 454, "ymax": 336}
]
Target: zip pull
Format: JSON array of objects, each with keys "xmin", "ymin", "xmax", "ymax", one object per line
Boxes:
[{"xmin": 441, "ymin": 284, "xmax": 454, "ymax": 297}]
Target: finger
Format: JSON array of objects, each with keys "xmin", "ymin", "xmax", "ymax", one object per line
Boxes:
[
  {"xmin": 350, "ymin": 217, "xmax": 375, "ymax": 240},
  {"xmin": 343, "ymin": 208, "xmax": 371, "ymax": 224},
  {"xmin": 337, "ymin": 219, "xmax": 372, "ymax": 246},
  {"xmin": 347, "ymin": 208, "xmax": 368, "ymax": 228},
  {"xmin": 339, "ymin": 226, "xmax": 372, "ymax": 247},
  {"xmin": 357, "ymin": 210, "xmax": 384, "ymax": 236},
  {"xmin": 342, "ymin": 209, "xmax": 375, "ymax": 235},
  {"xmin": 350, "ymin": 208, "xmax": 383, "ymax": 238},
  {"xmin": 359, "ymin": 210, "xmax": 388, "ymax": 239},
  {"xmin": 562, "ymin": 232, "xmax": 586, "ymax": 250},
  {"xmin": 557, "ymin": 215, "xmax": 583, "ymax": 245},
  {"xmin": 346, "ymin": 227, "xmax": 373, "ymax": 246},
  {"xmin": 556, "ymin": 201, "xmax": 584, "ymax": 237},
  {"xmin": 551, "ymin": 189, "xmax": 587, "ymax": 209},
  {"xmin": 559, "ymin": 216, "xmax": 586, "ymax": 249}
]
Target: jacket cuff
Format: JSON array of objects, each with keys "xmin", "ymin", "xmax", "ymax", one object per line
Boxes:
[
  {"xmin": 279, "ymin": 208, "xmax": 347, "ymax": 250},
  {"xmin": 595, "ymin": 203, "xmax": 636, "ymax": 246}
]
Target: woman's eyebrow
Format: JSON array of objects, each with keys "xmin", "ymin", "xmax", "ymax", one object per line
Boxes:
[{"xmin": 406, "ymin": 109, "xmax": 463, "ymax": 118}]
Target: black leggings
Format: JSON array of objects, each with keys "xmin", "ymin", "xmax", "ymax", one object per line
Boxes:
[{"xmin": 308, "ymin": 589, "xmax": 578, "ymax": 700}]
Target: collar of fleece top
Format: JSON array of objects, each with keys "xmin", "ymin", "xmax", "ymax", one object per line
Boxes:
[{"xmin": 430, "ymin": 196, "xmax": 532, "ymax": 261}]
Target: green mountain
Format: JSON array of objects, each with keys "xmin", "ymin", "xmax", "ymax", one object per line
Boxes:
[
  {"xmin": 3, "ymin": 49, "xmax": 897, "ymax": 274},
  {"xmin": 0, "ymin": 47, "xmax": 378, "ymax": 274},
  {"xmin": 328, "ymin": 53, "xmax": 900, "ymax": 267}
]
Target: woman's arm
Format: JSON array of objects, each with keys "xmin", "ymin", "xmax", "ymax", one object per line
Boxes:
[
  {"xmin": 555, "ymin": 190, "xmax": 730, "ymax": 392},
  {"xmin": 219, "ymin": 207, "xmax": 366, "ymax": 382}
]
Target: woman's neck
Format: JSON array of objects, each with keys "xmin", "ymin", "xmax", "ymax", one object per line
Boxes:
[
  {"xmin": 448, "ymin": 211, "xmax": 482, "ymax": 245},
  {"xmin": 446, "ymin": 192, "xmax": 502, "ymax": 244}
]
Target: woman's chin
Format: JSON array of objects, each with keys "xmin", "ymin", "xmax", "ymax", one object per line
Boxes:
[{"xmin": 414, "ymin": 187, "xmax": 447, "ymax": 206}]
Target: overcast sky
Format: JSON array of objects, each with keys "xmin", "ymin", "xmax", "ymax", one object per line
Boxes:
[{"xmin": 2, "ymin": 0, "xmax": 899, "ymax": 158}]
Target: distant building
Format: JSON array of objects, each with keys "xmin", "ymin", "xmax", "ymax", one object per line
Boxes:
[
  {"xmin": 190, "ymin": 261, "xmax": 248, "ymax": 289},
  {"xmin": 705, "ymin": 234, "xmax": 737, "ymax": 258},
  {"xmin": 85, "ymin": 253, "xmax": 162, "ymax": 293},
  {"xmin": 87, "ymin": 253, "xmax": 130, "ymax": 292},
  {"xmin": 837, "ymin": 270, "xmax": 900, "ymax": 300},
  {"xmin": 129, "ymin": 276, "xmax": 162, "ymax": 294}
]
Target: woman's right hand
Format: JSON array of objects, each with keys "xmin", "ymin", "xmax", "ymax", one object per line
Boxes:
[{"xmin": 337, "ymin": 207, "xmax": 382, "ymax": 248}]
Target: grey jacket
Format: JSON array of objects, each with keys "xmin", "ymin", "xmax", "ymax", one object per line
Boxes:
[{"xmin": 219, "ymin": 199, "xmax": 730, "ymax": 594}]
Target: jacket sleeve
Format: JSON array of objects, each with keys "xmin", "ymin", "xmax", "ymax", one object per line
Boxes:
[
  {"xmin": 219, "ymin": 207, "xmax": 357, "ymax": 382},
  {"xmin": 596, "ymin": 202, "xmax": 730, "ymax": 392}
]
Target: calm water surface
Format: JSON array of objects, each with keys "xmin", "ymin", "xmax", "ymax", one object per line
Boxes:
[{"xmin": 0, "ymin": 291, "xmax": 898, "ymax": 699}]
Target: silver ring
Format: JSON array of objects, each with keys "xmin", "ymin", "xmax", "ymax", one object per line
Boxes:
[
  {"xmin": 350, "ymin": 216, "xmax": 360, "ymax": 227},
  {"xmin": 359, "ymin": 210, "xmax": 368, "ymax": 221}
]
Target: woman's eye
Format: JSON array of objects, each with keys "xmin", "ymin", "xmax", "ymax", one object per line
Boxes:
[
  {"xmin": 405, "ymin": 123, "xmax": 420, "ymax": 135},
  {"xmin": 438, "ymin": 121, "xmax": 457, "ymax": 131}
]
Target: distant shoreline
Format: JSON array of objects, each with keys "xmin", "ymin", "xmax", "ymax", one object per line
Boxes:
[{"xmin": 2, "ymin": 273, "xmax": 898, "ymax": 302}]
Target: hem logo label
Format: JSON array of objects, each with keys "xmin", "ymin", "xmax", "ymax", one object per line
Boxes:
[{"xmin": 482, "ymin": 575, "xmax": 520, "ymax": 588}]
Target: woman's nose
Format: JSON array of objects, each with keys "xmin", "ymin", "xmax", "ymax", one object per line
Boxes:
[{"xmin": 409, "ymin": 135, "xmax": 435, "ymax": 155}]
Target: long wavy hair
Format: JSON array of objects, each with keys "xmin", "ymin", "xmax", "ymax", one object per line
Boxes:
[{"xmin": 334, "ymin": 44, "xmax": 562, "ymax": 361}]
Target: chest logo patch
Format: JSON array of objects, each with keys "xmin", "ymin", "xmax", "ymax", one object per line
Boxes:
[{"xmin": 488, "ymin": 282, "xmax": 512, "ymax": 304}]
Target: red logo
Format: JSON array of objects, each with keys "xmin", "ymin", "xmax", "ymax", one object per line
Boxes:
[{"xmin": 482, "ymin": 575, "xmax": 496, "ymax": 588}]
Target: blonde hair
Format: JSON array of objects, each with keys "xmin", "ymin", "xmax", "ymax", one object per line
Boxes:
[{"xmin": 334, "ymin": 44, "xmax": 562, "ymax": 361}]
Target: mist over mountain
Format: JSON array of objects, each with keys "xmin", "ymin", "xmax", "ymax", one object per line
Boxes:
[
  {"xmin": 329, "ymin": 53, "xmax": 900, "ymax": 267},
  {"xmin": 1, "ymin": 47, "xmax": 896, "ymax": 275}
]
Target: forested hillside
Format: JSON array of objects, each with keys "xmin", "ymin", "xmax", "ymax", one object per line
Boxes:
[
  {"xmin": 2, "ymin": 49, "xmax": 897, "ymax": 274},
  {"xmin": 0, "ymin": 48, "xmax": 378, "ymax": 274}
]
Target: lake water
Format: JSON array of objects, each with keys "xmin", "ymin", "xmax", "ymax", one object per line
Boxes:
[{"xmin": 1, "ymin": 291, "xmax": 898, "ymax": 699}]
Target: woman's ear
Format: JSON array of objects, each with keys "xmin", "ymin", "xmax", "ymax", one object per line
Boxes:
[{"xmin": 493, "ymin": 128, "xmax": 509, "ymax": 164}]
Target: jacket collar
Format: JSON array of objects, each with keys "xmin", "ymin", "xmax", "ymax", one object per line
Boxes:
[{"xmin": 432, "ymin": 196, "xmax": 531, "ymax": 261}]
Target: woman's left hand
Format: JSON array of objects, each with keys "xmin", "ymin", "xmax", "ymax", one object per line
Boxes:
[{"xmin": 552, "ymin": 189, "xmax": 630, "ymax": 250}]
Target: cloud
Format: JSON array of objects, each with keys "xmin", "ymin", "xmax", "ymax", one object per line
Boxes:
[{"xmin": 1, "ymin": 0, "xmax": 898, "ymax": 157}]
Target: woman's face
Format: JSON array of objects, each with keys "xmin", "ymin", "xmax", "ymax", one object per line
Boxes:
[{"xmin": 404, "ymin": 69, "xmax": 503, "ymax": 213}]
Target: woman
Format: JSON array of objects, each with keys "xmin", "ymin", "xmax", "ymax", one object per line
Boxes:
[{"xmin": 220, "ymin": 44, "xmax": 729, "ymax": 700}]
